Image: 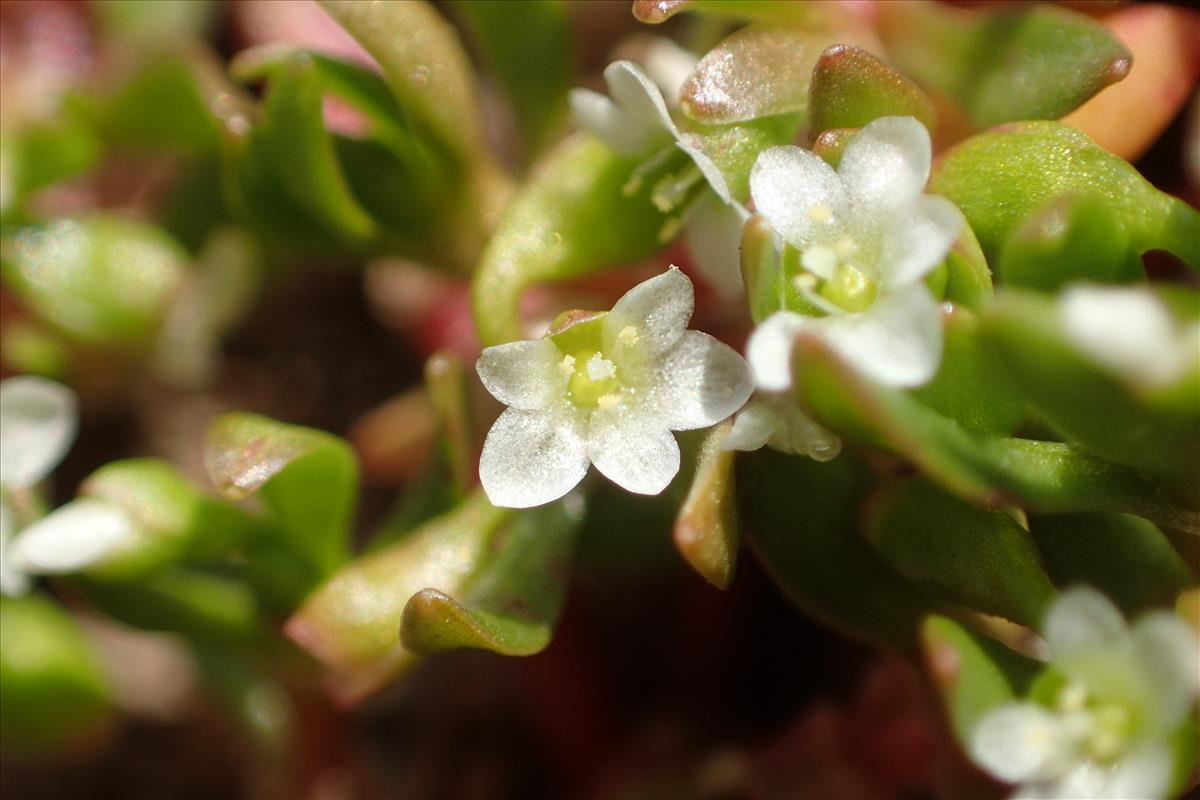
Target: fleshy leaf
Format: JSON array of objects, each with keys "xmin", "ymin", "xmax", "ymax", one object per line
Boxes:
[
  {"xmin": 1030, "ymin": 513, "xmax": 1194, "ymax": 616},
  {"xmin": 633, "ymin": 0, "xmax": 844, "ymax": 26},
  {"xmin": 673, "ymin": 419, "xmax": 738, "ymax": 590},
  {"xmin": 205, "ymin": 413, "xmax": 356, "ymax": 579},
  {"xmin": 930, "ymin": 122, "xmax": 1200, "ymax": 268},
  {"xmin": 449, "ymin": 0, "xmax": 571, "ymax": 159},
  {"xmin": 2, "ymin": 217, "xmax": 187, "ymax": 345},
  {"xmin": 471, "ymin": 133, "xmax": 676, "ymax": 346},
  {"xmin": 400, "ymin": 500, "xmax": 579, "ymax": 654},
  {"xmin": 790, "ymin": 334, "xmax": 1199, "ymax": 532},
  {"xmin": 0, "ymin": 595, "xmax": 110, "ymax": 748},
  {"xmin": 75, "ymin": 458, "xmax": 265, "ymax": 580},
  {"xmin": 740, "ymin": 213, "xmax": 783, "ymax": 324},
  {"xmin": 866, "ymin": 478, "xmax": 1056, "ymax": 627},
  {"xmin": 998, "ymin": 193, "xmax": 1144, "ymax": 291},
  {"xmin": 679, "ymin": 24, "xmax": 865, "ymax": 126},
  {"xmin": 921, "ymin": 615, "xmax": 1038, "ymax": 746},
  {"xmin": 982, "ymin": 289, "xmax": 1199, "ymax": 498},
  {"xmin": 877, "ymin": 2, "xmax": 1131, "ymax": 128},
  {"xmin": 808, "ymin": 44, "xmax": 937, "ymax": 135},
  {"xmin": 681, "ymin": 112, "xmax": 802, "ymax": 203},
  {"xmin": 911, "ymin": 304, "xmax": 1024, "ymax": 437},
  {"xmin": 286, "ymin": 493, "xmax": 578, "ymax": 703},
  {"xmin": 738, "ymin": 447, "xmax": 927, "ymax": 651}
]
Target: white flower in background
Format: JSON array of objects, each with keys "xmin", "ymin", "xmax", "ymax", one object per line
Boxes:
[
  {"xmin": 1059, "ymin": 284, "xmax": 1200, "ymax": 388},
  {"xmin": 746, "ymin": 116, "xmax": 963, "ymax": 390},
  {"xmin": 0, "ymin": 376, "xmax": 133, "ymax": 595},
  {"xmin": 570, "ymin": 44, "xmax": 748, "ymax": 297},
  {"xmin": 477, "ymin": 267, "xmax": 753, "ymax": 508},
  {"xmin": 721, "ymin": 396, "xmax": 841, "ymax": 461},
  {"xmin": 970, "ymin": 587, "xmax": 1200, "ymax": 800}
]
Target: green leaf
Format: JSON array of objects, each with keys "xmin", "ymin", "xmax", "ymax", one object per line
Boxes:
[
  {"xmin": 930, "ymin": 122, "xmax": 1200, "ymax": 268},
  {"xmin": 6, "ymin": 119, "xmax": 101, "ymax": 208},
  {"xmin": 673, "ymin": 419, "xmax": 738, "ymax": 590},
  {"xmin": 911, "ymin": 304, "xmax": 1025, "ymax": 437},
  {"xmin": 878, "ymin": 2, "xmax": 1130, "ymax": 128},
  {"xmin": 77, "ymin": 568, "xmax": 260, "ymax": 644},
  {"xmin": 682, "ymin": 112, "xmax": 803, "ymax": 203},
  {"xmin": 0, "ymin": 595, "xmax": 110, "ymax": 748},
  {"xmin": 679, "ymin": 24, "xmax": 870, "ymax": 126},
  {"xmin": 77, "ymin": 458, "xmax": 265, "ymax": 580},
  {"xmin": 808, "ymin": 44, "xmax": 937, "ymax": 134},
  {"xmin": 866, "ymin": 478, "xmax": 1056, "ymax": 627},
  {"xmin": 471, "ymin": 133, "xmax": 676, "ymax": 346},
  {"xmin": 921, "ymin": 615, "xmax": 1038, "ymax": 745},
  {"xmin": 205, "ymin": 413, "xmax": 357, "ymax": 578},
  {"xmin": 400, "ymin": 500, "xmax": 579, "ymax": 655},
  {"xmin": 449, "ymin": 0, "xmax": 571, "ymax": 159},
  {"xmin": 1030, "ymin": 513, "xmax": 1194, "ymax": 615},
  {"xmin": 738, "ymin": 447, "xmax": 927, "ymax": 650},
  {"xmin": 791, "ymin": 334, "xmax": 1200, "ymax": 532},
  {"xmin": 942, "ymin": 223, "xmax": 993, "ymax": 314},
  {"xmin": 2, "ymin": 216, "xmax": 188, "ymax": 345},
  {"xmin": 94, "ymin": 0, "xmax": 216, "ymax": 44},
  {"xmin": 998, "ymin": 194, "xmax": 1144, "ymax": 292},
  {"xmin": 286, "ymin": 493, "xmax": 578, "ymax": 703},
  {"xmin": 982, "ymin": 289, "xmax": 1199, "ymax": 497}
]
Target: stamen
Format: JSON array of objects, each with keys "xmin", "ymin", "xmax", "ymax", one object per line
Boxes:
[
  {"xmin": 808, "ymin": 204, "xmax": 833, "ymax": 223},
  {"xmin": 618, "ymin": 325, "xmax": 640, "ymax": 346},
  {"xmin": 558, "ymin": 354, "xmax": 576, "ymax": 376},
  {"xmin": 657, "ymin": 216, "xmax": 683, "ymax": 243},
  {"xmin": 792, "ymin": 274, "xmax": 845, "ymax": 316},
  {"xmin": 800, "ymin": 245, "xmax": 836, "ymax": 278},
  {"xmin": 834, "ymin": 237, "xmax": 857, "ymax": 258},
  {"xmin": 623, "ymin": 142, "xmax": 678, "ymax": 197},
  {"xmin": 597, "ymin": 393, "xmax": 621, "ymax": 411},
  {"xmin": 650, "ymin": 164, "xmax": 703, "ymax": 212},
  {"xmin": 586, "ymin": 353, "xmax": 617, "ymax": 381}
]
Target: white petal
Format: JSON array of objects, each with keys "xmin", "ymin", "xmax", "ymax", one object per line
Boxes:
[
  {"xmin": 970, "ymin": 703, "xmax": 1074, "ymax": 783},
  {"xmin": 0, "ymin": 376, "xmax": 78, "ymax": 488},
  {"xmin": 770, "ymin": 398, "xmax": 842, "ymax": 461},
  {"xmin": 569, "ymin": 87, "xmax": 661, "ymax": 155},
  {"xmin": 1130, "ymin": 612, "xmax": 1200, "ymax": 726},
  {"xmin": 1096, "ymin": 745, "xmax": 1172, "ymax": 800},
  {"xmin": 0, "ymin": 494, "xmax": 30, "ymax": 597},
  {"xmin": 878, "ymin": 195, "xmax": 963, "ymax": 289},
  {"xmin": 683, "ymin": 194, "xmax": 745, "ymax": 297},
  {"xmin": 649, "ymin": 331, "xmax": 753, "ymax": 431},
  {"xmin": 588, "ymin": 414, "xmax": 680, "ymax": 495},
  {"xmin": 1060, "ymin": 285, "xmax": 1192, "ymax": 388},
  {"xmin": 604, "ymin": 60, "xmax": 677, "ymax": 133},
  {"xmin": 821, "ymin": 284, "xmax": 943, "ymax": 388},
  {"xmin": 749, "ymin": 146, "xmax": 847, "ymax": 249},
  {"xmin": 746, "ymin": 311, "xmax": 809, "ymax": 392},
  {"xmin": 838, "ymin": 116, "xmax": 932, "ymax": 215},
  {"xmin": 477, "ymin": 338, "xmax": 563, "ymax": 410},
  {"xmin": 642, "ymin": 37, "xmax": 698, "ymax": 102},
  {"xmin": 722, "ymin": 400, "xmax": 779, "ymax": 452},
  {"xmin": 1044, "ymin": 586, "xmax": 1126, "ymax": 660},
  {"xmin": 604, "ymin": 267, "xmax": 694, "ymax": 357},
  {"xmin": 10, "ymin": 498, "xmax": 135, "ymax": 574},
  {"xmin": 479, "ymin": 408, "xmax": 589, "ymax": 509}
]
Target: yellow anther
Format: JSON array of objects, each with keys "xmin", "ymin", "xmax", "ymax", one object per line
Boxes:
[
  {"xmin": 597, "ymin": 393, "xmax": 621, "ymax": 411},
  {"xmin": 586, "ymin": 353, "xmax": 617, "ymax": 381},
  {"xmin": 559, "ymin": 354, "xmax": 577, "ymax": 376},
  {"xmin": 618, "ymin": 325, "xmax": 640, "ymax": 346},
  {"xmin": 808, "ymin": 204, "xmax": 833, "ymax": 222},
  {"xmin": 834, "ymin": 236, "xmax": 857, "ymax": 258}
]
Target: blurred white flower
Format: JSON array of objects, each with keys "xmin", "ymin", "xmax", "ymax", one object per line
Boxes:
[
  {"xmin": 970, "ymin": 586, "xmax": 1200, "ymax": 800},
  {"xmin": 721, "ymin": 395, "xmax": 840, "ymax": 461},
  {"xmin": 0, "ymin": 376, "xmax": 133, "ymax": 595},
  {"xmin": 477, "ymin": 267, "xmax": 753, "ymax": 508},
  {"xmin": 747, "ymin": 116, "xmax": 963, "ymax": 390},
  {"xmin": 1060, "ymin": 284, "xmax": 1200, "ymax": 388},
  {"xmin": 570, "ymin": 47, "xmax": 747, "ymax": 296}
]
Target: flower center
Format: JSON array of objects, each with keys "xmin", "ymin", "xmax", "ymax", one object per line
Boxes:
[
  {"xmin": 563, "ymin": 350, "xmax": 620, "ymax": 408},
  {"xmin": 1057, "ymin": 682, "xmax": 1135, "ymax": 764},
  {"xmin": 791, "ymin": 236, "xmax": 878, "ymax": 315}
]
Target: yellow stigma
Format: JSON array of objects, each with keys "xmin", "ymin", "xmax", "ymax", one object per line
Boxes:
[
  {"xmin": 820, "ymin": 263, "xmax": 877, "ymax": 313},
  {"xmin": 808, "ymin": 204, "xmax": 833, "ymax": 222},
  {"xmin": 618, "ymin": 325, "xmax": 640, "ymax": 346}
]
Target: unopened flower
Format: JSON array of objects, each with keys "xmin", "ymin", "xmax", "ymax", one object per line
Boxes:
[
  {"xmin": 746, "ymin": 116, "xmax": 963, "ymax": 390},
  {"xmin": 570, "ymin": 46, "xmax": 747, "ymax": 296},
  {"xmin": 970, "ymin": 587, "xmax": 1199, "ymax": 800},
  {"xmin": 477, "ymin": 267, "xmax": 753, "ymax": 508},
  {"xmin": 1059, "ymin": 284, "xmax": 1200, "ymax": 389},
  {"xmin": 0, "ymin": 376, "xmax": 132, "ymax": 595}
]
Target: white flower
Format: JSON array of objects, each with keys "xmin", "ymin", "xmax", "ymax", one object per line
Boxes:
[
  {"xmin": 569, "ymin": 47, "xmax": 748, "ymax": 296},
  {"xmin": 0, "ymin": 376, "xmax": 133, "ymax": 595},
  {"xmin": 721, "ymin": 396, "xmax": 841, "ymax": 461},
  {"xmin": 970, "ymin": 587, "xmax": 1200, "ymax": 800},
  {"xmin": 746, "ymin": 116, "xmax": 963, "ymax": 390},
  {"xmin": 477, "ymin": 267, "xmax": 753, "ymax": 508},
  {"xmin": 1059, "ymin": 284, "xmax": 1200, "ymax": 389}
]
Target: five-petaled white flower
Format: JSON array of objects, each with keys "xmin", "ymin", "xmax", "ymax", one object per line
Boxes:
[
  {"xmin": 746, "ymin": 116, "xmax": 964, "ymax": 390},
  {"xmin": 0, "ymin": 376, "xmax": 133, "ymax": 596},
  {"xmin": 477, "ymin": 267, "xmax": 753, "ymax": 508},
  {"xmin": 970, "ymin": 586, "xmax": 1199, "ymax": 800},
  {"xmin": 570, "ymin": 45, "xmax": 748, "ymax": 297}
]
